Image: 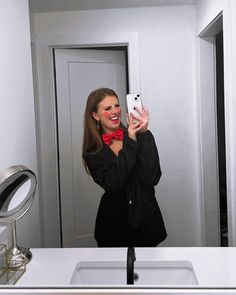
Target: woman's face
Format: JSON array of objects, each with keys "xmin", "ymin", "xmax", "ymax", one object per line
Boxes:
[{"xmin": 92, "ymin": 95, "xmax": 122, "ymax": 134}]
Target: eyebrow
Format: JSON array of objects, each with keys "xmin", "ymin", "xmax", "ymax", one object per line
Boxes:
[{"xmin": 103, "ymin": 103, "xmax": 120, "ymax": 108}]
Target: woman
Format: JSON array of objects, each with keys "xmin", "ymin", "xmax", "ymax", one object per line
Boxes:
[{"xmin": 82, "ymin": 88, "xmax": 167, "ymax": 247}]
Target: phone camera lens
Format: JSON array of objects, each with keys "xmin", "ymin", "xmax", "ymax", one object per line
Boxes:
[
  {"xmin": 135, "ymin": 97, "xmax": 137, "ymax": 100},
  {"xmin": 137, "ymin": 94, "xmax": 140, "ymax": 97}
]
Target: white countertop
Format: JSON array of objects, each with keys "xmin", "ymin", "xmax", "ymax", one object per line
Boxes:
[{"xmin": 16, "ymin": 247, "xmax": 236, "ymax": 287}]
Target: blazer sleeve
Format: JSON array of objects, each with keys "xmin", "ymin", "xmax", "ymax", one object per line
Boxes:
[
  {"xmin": 84, "ymin": 136, "xmax": 139, "ymax": 193},
  {"xmin": 136, "ymin": 130, "xmax": 162, "ymax": 186}
]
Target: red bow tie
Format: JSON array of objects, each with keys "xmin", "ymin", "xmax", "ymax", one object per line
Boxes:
[{"xmin": 102, "ymin": 129, "xmax": 124, "ymax": 145}]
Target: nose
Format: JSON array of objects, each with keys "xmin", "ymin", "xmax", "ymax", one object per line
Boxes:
[{"xmin": 112, "ymin": 106, "xmax": 120, "ymax": 113}]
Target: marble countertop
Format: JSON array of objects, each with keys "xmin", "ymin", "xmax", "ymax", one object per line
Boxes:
[{"xmin": 15, "ymin": 247, "xmax": 236, "ymax": 287}]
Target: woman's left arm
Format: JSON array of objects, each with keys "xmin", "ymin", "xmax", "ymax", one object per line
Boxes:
[
  {"xmin": 134, "ymin": 106, "xmax": 162, "ymax": 186},
  {"xmin": 137, "ymin": 130, "xmax": 162, "ymax": 186}
]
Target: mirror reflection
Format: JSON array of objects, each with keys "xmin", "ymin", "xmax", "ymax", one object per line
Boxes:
[
  {"xmin": 1, "ymin": 0, "xmax": 234, "ymax": 269},
  {"xmin": 7, "ymin": 180, "xmax": 31, "ymax": 212},
  {"xmin": 2, "ymin": 0, "xmax": 236, "ymax": 289},
  {"xmin": 0, "ymin": 176, "xmax": 31, "ymax": 216},
  {"xmin": 31, "ymin": 0, "xmax": 227, "ymax": 249}
]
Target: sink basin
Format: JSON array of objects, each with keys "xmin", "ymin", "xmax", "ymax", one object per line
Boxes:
[{"xmin": 70, "ymin": 260, "xmax": 198, "ymax": 286}]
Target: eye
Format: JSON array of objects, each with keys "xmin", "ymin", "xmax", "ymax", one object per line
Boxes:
[
  {"xmin": 115, "ymin": 104, "xmax": 120, "ymax": 108},
  {"xmin": 104, "ymin": 106, "xmax": 111, "ymax": 111}
]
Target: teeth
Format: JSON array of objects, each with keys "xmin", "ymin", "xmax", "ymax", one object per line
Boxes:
[{"xmin": 110, "ymin": 117, "xmax": 118, "ymax": 120}]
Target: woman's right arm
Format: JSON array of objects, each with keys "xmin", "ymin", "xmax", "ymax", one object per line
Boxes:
[{"xmin": 84, "ymin": 136, "xmax": 139, "ymax": 192}]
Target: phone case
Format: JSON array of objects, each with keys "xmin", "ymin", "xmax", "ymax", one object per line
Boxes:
[{"xmin": 126, "ymin": 93, "xmax": 143, "ymax": 119}]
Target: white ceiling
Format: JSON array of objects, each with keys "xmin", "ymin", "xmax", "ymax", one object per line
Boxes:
[{"xmin": 29, "ymin": 0, "xmax": 197, "ymax": 13}]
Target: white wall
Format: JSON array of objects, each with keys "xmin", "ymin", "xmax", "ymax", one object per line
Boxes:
[
  {"xmin": 196, "ymin": 0, "xmax": 225, "ymax": 33},
  {"xmin": 196, "ymin": 0, "xmax": 236, "ymax": 245},
  {"xmin": 32, "ymin": 5, "xmax": 202, "ymax": 246},
  {"xmin": 0, "ymin": 0, "xmax": 41, "ymax": 247},
  {"xmin": 230, "ymin": 2, "xmax": 236, "ymax": 161},
  {"xmin": 230, "ymin": 0, "xmax": 236, "ymax": 246}
]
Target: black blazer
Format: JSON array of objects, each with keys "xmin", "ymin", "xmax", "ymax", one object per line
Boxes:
[{"xmin": 84, "ymin": 130, "xmax": 167, "ymax": 247}]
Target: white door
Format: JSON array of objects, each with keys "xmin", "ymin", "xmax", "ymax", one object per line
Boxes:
[{"xmin": 54, "ymin": 48, "xmax": 128, "ymax": 247}]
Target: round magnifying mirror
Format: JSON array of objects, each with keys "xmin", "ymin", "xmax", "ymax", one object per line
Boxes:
[{"xmin": 0, "ymin": 165, "xmax": 37, "ymax": 268}]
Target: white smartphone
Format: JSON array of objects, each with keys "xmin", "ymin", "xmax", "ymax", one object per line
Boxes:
[{"xmin": 126, "ymin": 93, "xmax": 143, "ymax": 120}]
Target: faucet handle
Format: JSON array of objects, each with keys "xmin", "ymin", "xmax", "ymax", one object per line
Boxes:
[{"xmin": 127, "ymin": 247, "xmax": 136, "ymax": 285}]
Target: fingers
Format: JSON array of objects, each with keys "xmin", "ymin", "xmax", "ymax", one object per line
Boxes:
[
  {"xmin": 127, "ymin": 112, "xmax": 139, "ymax": 124},
  {"xmin": 128, "ymin": 109, "xmax": 149, "ymax": 134},
  {"xmin": 127, "ymin": 112, "xmax": 141, "ymax": 141},
  {"xmin": 133, "ymin": 106, "xmax": 142, "ymax": 115},
  {"xmin": 130, "ymin": 112, "xmax": 140, "ymax": 122},
  {"xmin": 142, "ymin": 106, "xmax": 149, "ymax": 115},
  {"xmin": 128, "ymin": 113, "xmax": 141, "ymax": 129},
  {"xmin": 134, "ymin": 106, "xmax": 149, "ymax": 117}
]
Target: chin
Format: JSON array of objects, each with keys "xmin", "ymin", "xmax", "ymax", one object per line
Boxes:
[{"xmin": 110, "ymin": 122, "xmax": 120, "ymax": 128}]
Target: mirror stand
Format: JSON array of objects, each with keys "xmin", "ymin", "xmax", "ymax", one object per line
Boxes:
[
  {"xmin": 0, "ymin": 165, "xmax": 37, "ymax": 270},
  {"xmin": 7, "ymin": 220, "xmax": 32, "ymax": 268}
]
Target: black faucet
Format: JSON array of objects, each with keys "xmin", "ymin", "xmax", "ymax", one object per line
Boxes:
[{"xmin": 127, "ymin": 247, "xmax": 136, "ymax": 285}]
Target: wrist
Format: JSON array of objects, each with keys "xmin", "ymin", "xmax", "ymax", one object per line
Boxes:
[
  {"xmin": 139, "ymin": 128, "xmax": 148, "ymax": 133},
  {"xmin": 128, "ymin": 131, "xmax": 137, "ymax": 142}
]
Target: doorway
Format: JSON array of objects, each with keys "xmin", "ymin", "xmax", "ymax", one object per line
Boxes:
[
  {"xmin": 53, "ymin": 47, "xmax": 129, "ymax": 247},
  {"xmin": 198, "ymin": 14, "xmax": 228, "ymax": 246},
  {"xmin": 215, "ymin": 31, "xmax": 228, "ymax": 246}
]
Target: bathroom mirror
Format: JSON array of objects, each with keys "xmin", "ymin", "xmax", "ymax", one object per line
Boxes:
[
  {"xmin": 29, "ymin": 0, "xmax": 228, "ymax": 249},
  {"xmin": 0, "ymin": 165, "xmax": 37, "ymax": 268},
  {"xmin": 17, "ymin": 0, "xmax": 230, "ymax": 251}
]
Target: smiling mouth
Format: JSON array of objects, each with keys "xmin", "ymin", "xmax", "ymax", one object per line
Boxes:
[{"xmin": 109, "ymin": 116, "xmax": 119, "ymax": 121}]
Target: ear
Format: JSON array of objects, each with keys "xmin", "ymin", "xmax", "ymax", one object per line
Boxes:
[{"xmin": 92, "ymin": 111, "xmax": 99, "ymax": 122}]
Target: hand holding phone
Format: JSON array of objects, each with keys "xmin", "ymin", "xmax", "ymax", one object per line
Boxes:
[
  {"xmin": 126, "ymin": 93, "xmax": 143, "ymax": 120},
  {"xmin": 126, "ymin": 93, "xmax": 149, "ymax": 134}
]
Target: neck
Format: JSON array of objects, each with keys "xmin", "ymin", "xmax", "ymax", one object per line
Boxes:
[{"xmin": 103, "ymin": 127, "xmax": 121, "ymax": 134}]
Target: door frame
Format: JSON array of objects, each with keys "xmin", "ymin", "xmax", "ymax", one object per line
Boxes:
[
  {"xmin": 197, "ymin": 10, "xmax": 236, "ymax": 246},
  {"xmin": 33, "ymin": 32, "xmax": 141, "ymax": 247},
  {"xmin": 197, "ymin": 15, "xmax": 222, "ymax": 246},
  {"xmin": 54, "ymin": 48, "xmax": 129, "ymax": 247}
]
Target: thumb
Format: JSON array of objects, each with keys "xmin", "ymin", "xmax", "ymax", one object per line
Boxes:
[{"xmin": 126, "ymin": 113, "xmax": 130, "ymax": 125}]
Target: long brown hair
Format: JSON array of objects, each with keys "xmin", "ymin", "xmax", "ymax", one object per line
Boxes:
[{"xmin": 82, "ymin": 88, "xmax": 123, "ymax": 173}]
